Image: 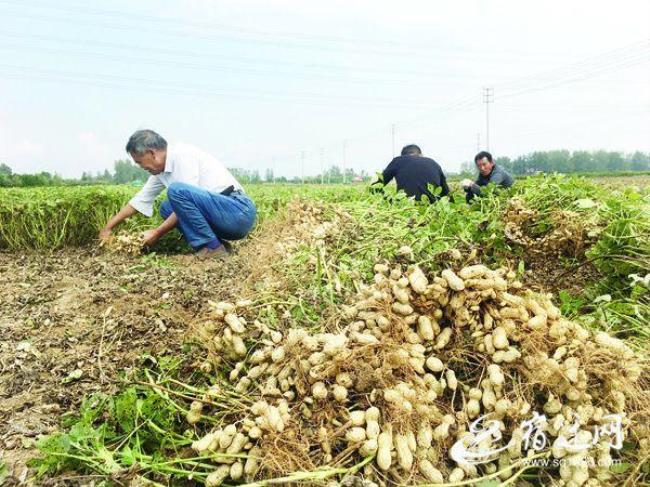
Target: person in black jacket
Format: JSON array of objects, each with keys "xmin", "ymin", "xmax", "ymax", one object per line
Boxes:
[
  {"xmin": 462, "ymin": 151, "xmax": 514, "ymax": 203},
  {"xmin": 370, "ymin": 144, "xmax": 450, "ymax": 203}
]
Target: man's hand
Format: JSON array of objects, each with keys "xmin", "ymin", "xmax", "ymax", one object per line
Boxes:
[
  {"xmin": 368, "ymin": 179, "xmax": 385, "ymax": 194},
  {"xmin": 100, "ymin": 204, "xmax": 139, "ymax": 242},
  {"xmin": 460, "ymin": 179, "xmax": 474, "ymax": 190},
  {"xmin": 99, "ymin": 227, "xmax": 112, "ymax": 241},
  {"xmin": 142, "ymin": 228, "xmax": 161, "ymax": 247}
]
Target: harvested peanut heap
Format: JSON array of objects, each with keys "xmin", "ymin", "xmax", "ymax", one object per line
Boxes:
[
  {"xmin": 192, "ymin": 262, "xmax": 648, "ymax": 487},
  {"xmin": 503, "ymin": 198, "xmax": 601, "ymax": 259},
  {"xmin": 274, "ymin": 201, "xmax": 350, "ymax": 259},
  {"xmin": 99, "ymin": 232, "xmax": 142, "ymax": 254}
]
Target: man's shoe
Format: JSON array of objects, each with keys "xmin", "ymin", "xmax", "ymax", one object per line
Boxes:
[
  {"xmin": 196, "ymin": 245, "xmax": 229, "ymax": 260},
  {"xmin": 221, "ymin": 240, "xmax": 233, "ymax": 254}
]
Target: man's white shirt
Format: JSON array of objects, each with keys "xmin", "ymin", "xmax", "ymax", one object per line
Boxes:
[{"xmin": 129, "ymin": 142, "xmax": 244, "ymax": 217}]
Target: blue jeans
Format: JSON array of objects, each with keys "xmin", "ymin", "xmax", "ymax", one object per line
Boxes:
[{"xmin": 160, "ymin": 182, "xmax": 257, "ymax": 249}]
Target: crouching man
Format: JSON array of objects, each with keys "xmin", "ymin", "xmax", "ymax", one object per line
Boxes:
[
  {"xmin": 461, "ymin": 151, "xmax": 514, "ymax": 203},
  {"xmin": 99, "ymin": 129, "xmax": 256, "ymax": 258},
  {"xmin": 370, "ymin": 144, "xmax": 451, "ymax": 203}
]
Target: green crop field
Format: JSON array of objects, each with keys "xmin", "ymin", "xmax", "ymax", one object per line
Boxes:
[{"xmin": 1, "ymin": 174, "xmax": 649, "ymax": 486}]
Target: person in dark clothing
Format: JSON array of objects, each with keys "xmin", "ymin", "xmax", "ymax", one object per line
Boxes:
[
  {"xmin": 462, "ymin": 151, "xmax": 514, "ymax": 203},
  {"xmin": 370, "ymin": 144, "xmax": 450, "ymax": 203}
]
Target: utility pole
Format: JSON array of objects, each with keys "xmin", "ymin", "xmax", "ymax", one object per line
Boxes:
[
  {"xmin": 476, "ymin": 133, "xmax": 481, "ymax": 152},
  {"xmin": 271, "ymin": 157, "xmax": 276, "ymax": 184},
  {"xmin": 300, "ymin": 151, "xmax": 305, "ymax": 184},
  {"xmin": 342, "ymin": 140, "xmax": 348, "ymax": 184},
  {"xmin": 391, "ymin": 123, "xmax": 396, "ymax": 157},
  {"xmin": 320, "ymin": 147, "xmax": 324, "ymax": 185},
  {"xmin": 483, "ymin": 87, "xmax": 494, "ymax": 151},
  {"xmin": 327, "ymin": 148, "xmax": 331, "ymax": 184}
]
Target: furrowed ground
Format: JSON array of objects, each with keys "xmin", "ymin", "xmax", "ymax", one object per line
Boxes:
[
  {"xmin": 0, "ymin": 185, "xmax": 357, "ymax": 484},
  {"xmin": 0, "ymin": 175, "xmax": 648, "ymax": 486}
]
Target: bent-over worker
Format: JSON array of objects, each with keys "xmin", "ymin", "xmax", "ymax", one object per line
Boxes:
[
  {"xmin": 100, "ymin": 129, "xmax": 256, "ymax": 258},
  {"xmin": 370, "ymin": 144, "xmax": 451, "ymax": 203}
]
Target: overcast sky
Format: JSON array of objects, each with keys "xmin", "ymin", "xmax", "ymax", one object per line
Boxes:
[{"xmin": 0, "ymin": 0, "xmax": 649, "ymax": 178}]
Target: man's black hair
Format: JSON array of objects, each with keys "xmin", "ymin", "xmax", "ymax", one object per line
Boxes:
[
  {"xmin": 474, "ymin": 151, "xmax": 493, "ymax": 164},
  {"xmin": 401, "ymin": 144, "xmax": 422, "ymax": 156}
]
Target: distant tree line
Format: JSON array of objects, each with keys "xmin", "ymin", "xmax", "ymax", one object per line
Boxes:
[
  {"xmin": 460, "ymin": 150, "xmax": 650, "ymax": 175},
  {"xmin": 2, "ymin": 149, "xmax": 648, "ymax": 187},
  {"xmin": 231, "ymin": 166, "xmax": 370, "ymax": 184},
  {"xmin": 0, "ymin": 159, "xmax": 372, "ymax": 187},
  {"xmin": 0, "ymin": 159, "xmax": 149, "ymax": 187},
  {"xmin": 0, "ymin": 163, "xmax": 66, "ymax": 187}
]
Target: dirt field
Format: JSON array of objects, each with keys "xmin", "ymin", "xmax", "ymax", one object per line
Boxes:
[
  {"xmin": 1, "ymin": 190, "xmax": 645, "ymax": 485},
  {"xmin": 0, "ymin": 198, "xmax": 607, "ymax": 483},
  {"xmin": 0, "ymin": 230, "xmax": 283, "ymax": 484},
  {"xmin": 589, "ymin": 174, "xmax": 650, "ymax": 189}
]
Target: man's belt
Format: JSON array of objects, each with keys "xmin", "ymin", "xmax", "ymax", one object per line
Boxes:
[{"xmin": 220, "ymin": 185, "xmax": 243, "ymax": 196}]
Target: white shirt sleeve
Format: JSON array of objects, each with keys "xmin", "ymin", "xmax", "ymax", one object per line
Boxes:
[{"xmin": 128, "ymin": 176, "xmax": 165, "ymax": 217}]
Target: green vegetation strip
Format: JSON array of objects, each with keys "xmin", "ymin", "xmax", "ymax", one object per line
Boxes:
[{"xmin": 0, "ymin": 184, "xmax": 361, "ymax": 251}]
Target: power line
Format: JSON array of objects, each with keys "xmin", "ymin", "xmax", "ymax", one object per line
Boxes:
[
  {"xmin": 0, "ymin": 0, "xmax": 582, "ymax": 59},
  {"xmin": 496, "ymin": 39, "xmax": 650, "ymax": 92},
  {"xmin": 0, "ymin": 39, "xmax": 470, "ymax": 88},
  {"xmin": 1, "ymin": 6, "xmax": 647, "ymax": 180},
  {"xmin": 2, "ymin": 37, "xmax": 635, "ymax": 111},
  {"xmin": 265, "ymin": 39, "xmax": 650, "ymax": 175},
  {"xmin": 0, "ymin": 5, "xmax": 501, "ymax": 60},
  {"xmin": 0, "ymin": 0, "xmax": 444, "ymax": 50},
  {"xmin": 0, "ymin": 63, "xmax": 448, "ymax": 109},
  {"xmin": 0, "ymin": 31, "xmax": 470, "ymax": 83},
  {"xmin": 497, "ymin": 54, "xmax": 650, "ymax": 100},
  {"xmin": 493, "ymin": 41, "xmax": 650, "ymax": 98}
]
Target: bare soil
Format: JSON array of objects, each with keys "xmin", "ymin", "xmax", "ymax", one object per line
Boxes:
[
  {"xmin": 0, "ymin": 199, "xmax": 612, "ymax": 484},
  {"xmin": 521, "ymin": 254, "xmax": 602, "ymax": 296},
  {"xmin": 590, "ymin": 174, "xmax": 650, "ymax": 190},
  {"xmin": 0, "ymin": 228, "xmax": 282, "ymax": 484}
]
